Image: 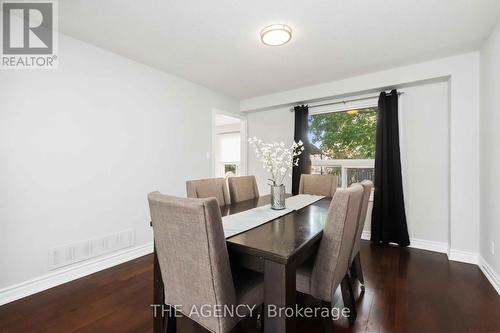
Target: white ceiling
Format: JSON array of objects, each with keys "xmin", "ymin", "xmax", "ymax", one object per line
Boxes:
[{"xmin": 60, "ymin": 0, "xmax": 500, "ymax": 99}]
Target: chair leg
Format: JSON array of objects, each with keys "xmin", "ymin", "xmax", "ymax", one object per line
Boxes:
[
  {"xmin": 340, "ymin": 275, "xmax": 357, "ymax": 324},
  {"xmin": 165, "ymin": 305, "xmax": 177, "ymax": 333},
  {"xmin": 256, "ymin": 303, "xmax": 264, "ymax": 331},
  {"xmin": 351, "ymin": 252, "xmax": 365, "ymax": 291},
  {"xmin": 321, "ymin": 300, "xmax": 334, "ymax": 333}
]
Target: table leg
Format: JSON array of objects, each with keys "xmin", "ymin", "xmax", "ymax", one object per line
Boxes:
[{"xmin": 264, "ymin": 260, "xmax": 296, "ymax": 333}]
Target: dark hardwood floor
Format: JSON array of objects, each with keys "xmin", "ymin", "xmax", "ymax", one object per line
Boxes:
[{"xmin": 1, "ymin": 241, "xmax": 499, "ymax": 333}]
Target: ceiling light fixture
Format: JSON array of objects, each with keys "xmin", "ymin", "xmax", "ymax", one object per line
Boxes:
[{"xmin": 260, "ymin": 24, "xmax": 292, "ymax": 46}]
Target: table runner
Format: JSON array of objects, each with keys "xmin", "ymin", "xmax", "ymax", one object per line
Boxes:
[{"xmin": 222, "ymin": 194, "xmax": 324, "ymax": 238}]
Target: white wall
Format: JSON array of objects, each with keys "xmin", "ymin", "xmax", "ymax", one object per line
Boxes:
[
  {"xmin": 247, "ymin": 107, "xmax": 294, "ymax": 193},
  {"xmin": 394, "ymin": 82, "xmax": 450, "ymax": 244},
  {"xmin": 480, "ymin": 20, "xmax": 500, "ymax": 283},
  {"xmin": 399, "ymin": 82, "xmax": 450, "ymax": 244},
  {"xmin": 243, "ymin": 53, "xmax": 479, "ymax": 259},
  {"xmin": 247, "ymin": 81, "xmax": 450, "ymax": 245},
  {"xmin": 0, "ymin": 34, "xmax": 239, "ymax": 292},
  {"xmin": 216, "ymin": 123, "xmax": 241, "ymax": 134}
]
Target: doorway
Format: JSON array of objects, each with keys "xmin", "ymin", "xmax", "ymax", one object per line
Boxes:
[{"xmin": 212, "ymin": 110, "xmax": 247, "ymax": 177}]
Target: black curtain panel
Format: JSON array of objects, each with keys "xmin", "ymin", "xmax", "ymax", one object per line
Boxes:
[
  {"xmin": 292, "ymin": 105, "xmax": 311, "ymax": 195},
  {"xmin": 371, "ymin": 90, "xmax": 410, "ymax": 246}
]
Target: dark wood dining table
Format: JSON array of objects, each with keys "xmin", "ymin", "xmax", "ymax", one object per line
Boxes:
[{"xmin": 153, "ymin": 194, "xmax": 332, "ymax": 333}]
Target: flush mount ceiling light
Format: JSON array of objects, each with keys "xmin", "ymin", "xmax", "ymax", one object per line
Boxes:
[{"xmin": 260, "ymin": 24, "xmax": 292, "ymax": 46}]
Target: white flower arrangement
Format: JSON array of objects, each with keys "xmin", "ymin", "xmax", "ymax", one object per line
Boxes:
[{"xmin": 248, "ymin": 137, "xmax": 305, "ymax": 187}]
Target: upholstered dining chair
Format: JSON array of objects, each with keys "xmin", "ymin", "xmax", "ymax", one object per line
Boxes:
[
  {"xmin": 186, "ymin": 177, "xmax": 231, "ymax": 206},
  {"xmin": 298, "ymin": 174, "xmax": 338, "ymax": 197},
  {"xmin": 349, "ymin": 180, "xmax": 373, "ymax": 292},
  {"xmin": 227, "ymin": 175, "xmax": 259, "ymax": 203},
  {"xmin": 148, "ymin": 192, "xmax": 264, "ymax": 333},
  {"xmin": 295, "ymin": 184, "xmax": 364, "ymax": 325}
]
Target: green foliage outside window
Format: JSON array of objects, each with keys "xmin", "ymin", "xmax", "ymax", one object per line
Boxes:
[
  {"xmin": 309, "ymin": 107, "xmax": 377, "ymax": 159},
  {"xmin": 224, "ymin": 164, "xmax": 237, "ymax": 175}
]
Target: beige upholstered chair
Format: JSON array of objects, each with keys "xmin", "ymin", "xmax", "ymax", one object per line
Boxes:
[
  {"xmin": 349, "ymin": 180, "xmax": 373, "ymax": 291},
  {"xmin": 227, "ymin": 175, "xmax": 259, "ymax": 203},
  {"xmin": 298, "ymin": 174, "xmax": 338, "ymax": 197},
  {"xmin": 296, "ymin": 184, "xmax": 364, "ymax": 323},
  {"xmin": 186, "ymin": 177, "xmax": 231, "ymax": 206},
  {"xmin": 148, "ymin": 192, "xmax": 264, "ymax": 333}
]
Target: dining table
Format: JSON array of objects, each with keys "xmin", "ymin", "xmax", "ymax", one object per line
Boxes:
[{"xmin": 152, "ymin": 194, "xmax": 332, "ymax": 333}]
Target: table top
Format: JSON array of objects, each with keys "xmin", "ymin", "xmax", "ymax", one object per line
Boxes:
[{"xmin": 222, "ymin": 195, "xmax": 331, "ymax": 264}]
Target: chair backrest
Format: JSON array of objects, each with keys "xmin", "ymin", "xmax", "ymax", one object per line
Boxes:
[
  {"xmin": 310, "ymin": 184, "xmax": 363, "ymax": 302},
  {"xmin": 350, "ymin": 180, "xmax": 373, "ymax": 263},
  {"xmin": 227, "ymin": 175, "xmax": 259, "ymax": 203},
  {"xmin": 298, "ymin": 174, "xmax": 338, "ymax": 197},
  {"xmin": 148, "ymin": 192, "xmax": 237, "ymax": 333},
  {"xmin": 186, "ymin": 177, "xmax": 231, "ymax": 206}
]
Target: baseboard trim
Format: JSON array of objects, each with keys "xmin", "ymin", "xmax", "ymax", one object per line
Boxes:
[
  {"xmin": 0, "ymin": 242, "xmax": 154, "ymax": 306},
  {"xmin": 479, "ymin": 257, "xmax": 500, "ymax": 295},
  {"xmin": 408, "ymin": 237, "xmax": 449, "ymax": 253},
  {"xmin": 361, "ymin": 230, "xmax": 448, "ymax": 254},
  {"xmin": 361, "ymin": 230, "xmax": 371, "ymax": 241},
  {"xmin": 448, "ymin": 249, "xmax": 479, "ymax": 265}
]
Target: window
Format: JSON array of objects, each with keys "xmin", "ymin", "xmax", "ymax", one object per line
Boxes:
[
  {"xmin": 309, "ymin": 106, "xmax": 377, "ymax": 188},
  {"xmin": 224, "ymin": 163, "xmax": 239, "ymax": 176},
  {"xmin": 216, "ymin": 132, "xmax": 241, "ymax": 177}
]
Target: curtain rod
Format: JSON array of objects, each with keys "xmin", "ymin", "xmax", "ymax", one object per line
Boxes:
[{"xmin": 291, "ymin": 92, "xmax": 404, "ymax": 111}]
